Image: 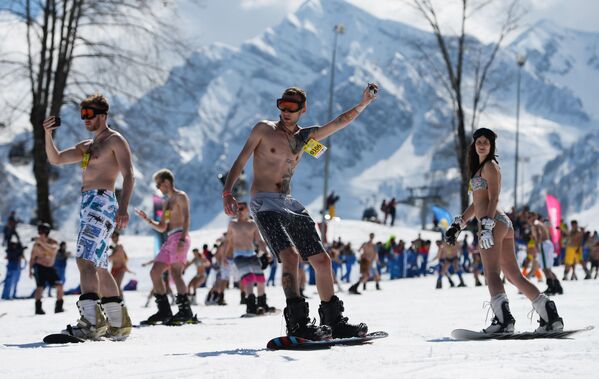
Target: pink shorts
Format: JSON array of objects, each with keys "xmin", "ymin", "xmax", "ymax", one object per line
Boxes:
[{"xmin": 155, "ymin": 232, "xmax": 190, "ymax": 265}]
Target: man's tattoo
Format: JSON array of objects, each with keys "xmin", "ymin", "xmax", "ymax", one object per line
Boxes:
[
  {"xmin": 287, "ymin": 134, "xmax": 303, "ymax": 155},
  {"xmin": 279, "ymin": 167, "xmax": 294, "ymax": 194},
  {"xmin": 335, "ymin": 107, "xmax": 359, "ymax": 125},
  {"xmin": 282, "ymin": 272, "xmax": 299, "ymax": 298}
]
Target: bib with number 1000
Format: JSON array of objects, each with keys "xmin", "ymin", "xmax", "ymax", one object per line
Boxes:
[{"xmin": 302, "ymin": 138, "xmax": 327, "ymax": 159}]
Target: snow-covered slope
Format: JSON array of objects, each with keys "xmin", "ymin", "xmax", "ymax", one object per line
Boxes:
[
  {"xmin": 0, "ymin": 219, "xmax": 597, "ymax": 378},
  {"xmin": 1, "ymin": 0, "xmax": 597, "ymax": 230}
]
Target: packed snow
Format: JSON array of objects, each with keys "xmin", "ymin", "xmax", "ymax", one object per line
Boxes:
[{"xmin": 1, "ymin": 219, "xmax": 597, "ymax": 378}]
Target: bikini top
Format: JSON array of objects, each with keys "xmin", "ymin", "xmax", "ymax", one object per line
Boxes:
[
  {"xmin": 469, "ymin": 162, "xmax": 490, "ymax": 192},
  {"xmin": 470, "ymin": 176, "xmax": 488, "ymax": 192}
]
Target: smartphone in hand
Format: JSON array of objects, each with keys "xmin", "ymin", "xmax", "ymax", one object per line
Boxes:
[{"xmin": 54, "ymin": 116, "xmax": 61, "ymax": 127}]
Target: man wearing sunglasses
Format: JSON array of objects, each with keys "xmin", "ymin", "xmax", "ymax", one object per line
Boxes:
[
  {"xmin": 222, "ymin": 83, "xmax": 378, "ymax": 340},
  {"xmin": 43, "ymin": 93, "xmax": 135, "ymax": 340}
]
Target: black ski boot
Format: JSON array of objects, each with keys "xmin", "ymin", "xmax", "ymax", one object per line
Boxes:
[
  {"xmin": 205, "ymin": 290, "xmax": 217, "ymax": 305},
  {"xmin": 284, "ymin": 297, "xmax": 332, "ymax": 340},
  {"xmin": 348, "ymin": 283, "xmax": 361, "ymax": 295},
  {"xmin": 35, "ymin": 300, "xmax": 45, "ymax": 315},
  {"xmin": 553, "ymin": 279, "xmax": 564, "ymax": 295},
  {"xmin": 362, "ymin": 283, "xmax": 366, "ymax": 291},
  {"xmin": 534, "ymin": 298, "xmax": 564, "ymax": 332},
  {"xmin": 245, "ymin": 294, "xmax": 258, "ymax": 315},
  {"xmin": 319, "ymin": 296, "xmax": 368, "ymax": 338},
  {"xmin": 217, "ymin": 292, "xmax": 227, "ymax": 306},
  {"xmin": 483, "ymin": 299, "xmax": 515, "ymax": 334},
  {"xmin": 143, "ymin": 294, "xmax": 172, "ymax": 325},
  {"xmin": 55, "ymin": 299, "xmax": 64, "ymax": 313},
  {"xmin": 375, "ymin": 282, "xmax": 381, "ymax": 290},
  {"xmin": 457, "ymin": 277, "xmax": 466, "ymax": 287},
  {"xmin": 257, "ymin": 294, "xmax": 275, "ymax": 313},
  {"xmin": 240, "ymin": 291, "xmax": 247, "ymax": 305},
  {"xmin": 543, "ymin": 279, "xmax": 555, "ymax": 295},
  {"xmin": 447, "ymin": 277, "xmax": 456, "ymax": 287},
  {"xmin": 435, "ymin": 278, "xmax": 442, "ymax": 289},
  {"xmin": 171, "ymin": 294, "xmax": 194, "ymax": 325}
]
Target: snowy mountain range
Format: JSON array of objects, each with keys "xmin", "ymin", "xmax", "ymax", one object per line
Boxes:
[{"xmin": 1, "ymin": 0, "xmax": 597, "ymax": 232}]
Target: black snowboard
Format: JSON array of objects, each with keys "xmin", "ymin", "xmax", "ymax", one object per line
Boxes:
[
  {"xmin": 135, "ymin": 315, "xmax": 201, "ymax": 327},
  {"xmin": 241, "ymin": 309, "xmax": 282, "ymax": 318},
  {"xmin": 266, "ymin": 331, "xmax": 388, "ymax": 350},
  {"xmin": 43, "ymin": 333, "xmax": 86, "ymax": 344},
  {"xmin": 451, "ymin": 325, "xmax": 594, "ymax": 341}
]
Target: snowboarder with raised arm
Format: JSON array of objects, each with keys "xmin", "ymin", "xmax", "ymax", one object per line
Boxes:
[{"xmin": 222, "ymin": 83, "xmax": 378, "ymax": 340}]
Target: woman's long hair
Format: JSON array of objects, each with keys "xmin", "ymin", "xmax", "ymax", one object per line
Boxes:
[{"xmin": 468, "ymin": 128, "xmax": 498, "ymax": 178}]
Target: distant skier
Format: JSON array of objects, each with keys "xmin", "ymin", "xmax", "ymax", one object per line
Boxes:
[
  {"xmin": 185, "ymin": 248, "xmax": 210, "ymax": 305},
  {"xmin": 135, "ymin": 169, "xmax": 194, "ymax": 325},
  {"xmin": 349, "ymin": 233, "xmax": 380, "ymax": 294},
  {"xmin": 43, "ymin": 93, "xmax": 134, "ymax": 339},
  {"xmin": 222, "ymin": 83, "xmax": 377, "ymax": 340},
  {"xmin": 528, "ymin": 212, "xmax": 562, "ymax": 295},
  {"xmin": 109, "ymin": 231, "xmax": 133, "ymax": 298},
  {"xmin": 444, "ymin": 128, "xmax": 563, "ymax": 333},
  {"xmin": 29, "ymin": 223, "xmax": 63, "ymax": 314},
  {"xmin": 224, "ymin": 202, "xmax": 274, "ymax": 315}
]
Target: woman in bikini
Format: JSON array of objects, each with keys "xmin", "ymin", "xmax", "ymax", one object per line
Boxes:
[{"xmin": 444, "ymin": 128, "xmax": 563, "ymax": 333}]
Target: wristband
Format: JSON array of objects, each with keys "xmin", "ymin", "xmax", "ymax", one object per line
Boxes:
[{"xmin": 222, "ymin": 191, "xmax": 233, "ymax": 198}]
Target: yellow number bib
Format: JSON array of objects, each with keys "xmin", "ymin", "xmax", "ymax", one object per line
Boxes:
[
  {"xmin": 81, "ymin": 152, "xmax": 90, "ymax": 170},
  {"xmin": 302, "ymin": 138, "xmax": 327, "ymax": 159}
]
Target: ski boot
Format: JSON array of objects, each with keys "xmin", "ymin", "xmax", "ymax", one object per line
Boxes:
[
  {"xmin": 217, "ymin": 292, "xmax": 227, "ymax": 306},
  {"xmin": 257, "ymin": 294, "xmax": 275, "ymax": 313},
  {"xmin": 35, "ymin": 300, "xmax": 45, "ymax": 315},
  {"xmin": 55, "ymin": 299, "xmax": 64, "ymax": 313},
  {"xmin": 483, "ymin": 293, "xmax": 515, "ymax": 334},
  {"xmin": 102, "ymin": 297, "xmax": 132, "ymax": 340},
  {"xmin": 543, "ymin": 278, "xmax": 554, "ymax": 295},
  {"xmin": 170, "ymin": 294, "xmax": 195, "ymax": 325},
  {"xmin": 245, "ymin": 293, "xmax": 258, "ymax": 315},
  {"xmin": 205, "ymin": 290, "xmax": 216, "ymax": 305},
  {"xmin": 62, "ymin": 293, "xmax": 107, "ymax": 339},
  {"xmin": 553, "ymin": 279, "xmax": 564, "ymax": 295},
  {"xmin": 284, "ymin": 297, "xmax": 332, "ymax": 341},
  {"xmin": 457, "ymin": 277, "xmax": 466, "ymax": 287},
  {"xmin": 532, "ymin": 294, "xmax": 564, "ymax": 332},
  {"xmin": 319, "ymin": 296, "xmax": 368, "ymax": 339},
  {"xmin": 435, "ymin": 278, "xmax": 442, "ymax": 289},
  {"xmin": 240, "ymin": 291, "xmax": 247, "ymax": 305},
  {"xmin": 348, "ymin": 283, "xmax": 361, "ymax": 295},
  {"xmin": 142, "ymin": 294, "xmax": 173, "ymax": 325},
  {"xmin": 447, "ymin": 277, "xmax": 456, "ymax": 288},
  {"xmin": 375, "ymin": 282, "xmax": 381, "ymax": 290}
]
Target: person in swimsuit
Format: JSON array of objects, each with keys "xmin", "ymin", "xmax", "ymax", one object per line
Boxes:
[
  {"xmin": 185, "ymin": 248, "xmax": 210, "ymax": 305},
  {"xmin": 225, "ymin": 202, "xmax": 275, "ymax": 315},
  {"xmin": 43, "ymin": 93, "xmax": 134, "ymax": 340},
  {"xmin": 205, "ymin": 234, "xmax": 229, "ymax": 305},
  {"xmin": 109, "ymin": 231, "xmax": 133, "ymax": 298},
  {"xmin": 589, "ymin": 239, "xmax": 599, "ymax": 279},
  {"xmin": 135, "ymin": 169, "xmax": 193, "ymax": 324},
  {"xmin": 563, "ymin": 220, "xmax": 588, "ymax": 281},
  {"xmin": 528, "ymin": 212, "xmax": 563, "ymax": 295},
  {"xmin": 349, "ymin": 233, "xmax": 380, "ymax": 294},
  {"xmin": 29, "ymin": 223, "xmax": 63, "ymax": 314},
  {"xmin": 444, "ymin": 128, "xmax": 563, "ymax": 333},
  {"xmin": 222, "ymin": 84, "xmax": 377, "ymax": 340}
]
